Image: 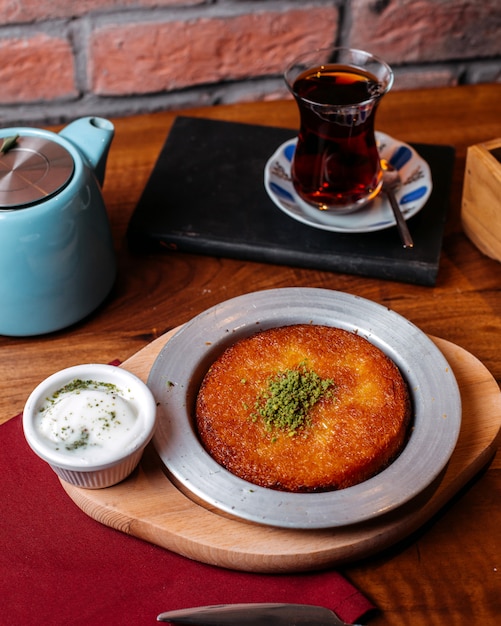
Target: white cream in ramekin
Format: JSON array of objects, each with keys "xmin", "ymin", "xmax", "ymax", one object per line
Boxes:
[{"xmin": 23, "ymin": 364, "xmax": 157, "ymax": 488}]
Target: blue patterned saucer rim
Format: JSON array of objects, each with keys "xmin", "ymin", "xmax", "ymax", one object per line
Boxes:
[{"xmin": 264, "ymin": 132, "xmax": 432, "ymax": 234}]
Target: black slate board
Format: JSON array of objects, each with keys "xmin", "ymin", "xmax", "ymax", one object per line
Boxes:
[{"xmin": 127, "ymin": 116, "xmax": 455, "ymax": 286}]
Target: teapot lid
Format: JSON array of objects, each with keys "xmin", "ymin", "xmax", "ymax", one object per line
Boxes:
[{"xmin": 0, "ymin": 135, "xmax": 74, "ymax": 209}]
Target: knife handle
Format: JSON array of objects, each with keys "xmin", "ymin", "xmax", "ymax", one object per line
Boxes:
[{"xmin": 157, "ymin": 602, "xmax": 350, "ymax": 625}]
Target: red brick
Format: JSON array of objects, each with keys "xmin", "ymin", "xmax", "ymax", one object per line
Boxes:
[
  {"xmin": 0, "ymin": 0, "xmax": 200, "ymax": 24},
  {"xmin": 349, "ymin": 0, "xmax": 501, "ymax": 63},
  {"xmin": 0, "ymin": 34, "xmax": 77, "ymax": 104},
  {"xmin": 89, "ymin": 7, "xmax": 339, "ymax": 96}
]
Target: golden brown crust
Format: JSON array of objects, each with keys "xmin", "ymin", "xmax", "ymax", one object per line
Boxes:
[{"xmin": 196, "ymin": 324, "xmax": 411, "ymax": 492}]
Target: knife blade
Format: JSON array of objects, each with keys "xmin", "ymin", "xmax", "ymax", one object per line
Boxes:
[{"xmin": 157, "ymin": 602, "xmax": 362, "ymax": 625}]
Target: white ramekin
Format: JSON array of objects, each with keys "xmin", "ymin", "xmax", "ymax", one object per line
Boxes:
[{"xmin": 23, "ymin": 364, "xmax": 157, "ymax": 489}]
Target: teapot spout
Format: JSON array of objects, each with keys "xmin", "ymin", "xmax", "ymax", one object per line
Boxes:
[{"xmin": 59, "ymin": 117, "xmax": 114, "ymax": 187}]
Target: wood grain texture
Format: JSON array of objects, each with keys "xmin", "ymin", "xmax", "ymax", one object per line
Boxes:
[
  {"xmin": 462, "ymin": 138, "xmax": 501, "ymax": 261},
  {"xmin": 60, "ymin": 332, "xmax": 501, "ymax": 574},
  {"xmin": 3, "ymin": 84, "xmax": 501, "ymax": 624}
]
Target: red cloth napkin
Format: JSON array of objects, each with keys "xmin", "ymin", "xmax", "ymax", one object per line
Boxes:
[{"xmin": 0, "ymin": 413, "xmax": 376, "ymax": 626}]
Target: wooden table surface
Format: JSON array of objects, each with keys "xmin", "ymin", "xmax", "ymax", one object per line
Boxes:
[{"xmin": 2, "ymin": 84, "xmax": 500, "ymax": 624}]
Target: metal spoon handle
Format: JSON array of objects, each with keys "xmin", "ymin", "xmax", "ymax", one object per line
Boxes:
[{"xmin": 385, "ymin": 188, "xmax": 414, "ymax": 248}]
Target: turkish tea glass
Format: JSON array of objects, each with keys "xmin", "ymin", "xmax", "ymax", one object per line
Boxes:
[{"xmin": 285, "ymin": 47, "xmax": 394, "ymax": 213}]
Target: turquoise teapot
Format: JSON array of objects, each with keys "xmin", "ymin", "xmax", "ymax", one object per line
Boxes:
[{"xmin": 0, "ymin": 117, "xmax": 116, "ymax": 336}]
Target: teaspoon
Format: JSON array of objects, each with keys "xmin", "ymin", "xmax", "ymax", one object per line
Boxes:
[{"xmin": 381, "ymin": 159, "xmax": 414, "ymax": 249}]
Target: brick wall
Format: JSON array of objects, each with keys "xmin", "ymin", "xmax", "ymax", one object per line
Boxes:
[{"xmin": 0, "ymin": 0, "xmax": 500, "ymax": 126}]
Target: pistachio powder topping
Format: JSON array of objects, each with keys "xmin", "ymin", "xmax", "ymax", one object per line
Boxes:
[
  {"xmin": 250, "ymin": 363, "xmax": 334, "ymax": 436},
  {"xmin": 42, "ymin": 378, "xmax": 122, "ymax": 403}
]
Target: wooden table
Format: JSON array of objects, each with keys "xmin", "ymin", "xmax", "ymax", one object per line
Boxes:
[{"xmin": 2, "ymin": 84, "xmax": 500, "ymax": 624}]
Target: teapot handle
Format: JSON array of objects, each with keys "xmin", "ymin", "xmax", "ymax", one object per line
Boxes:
[{"xmin": 59, "ymin": 117, "xmax": 114, "ymax": 187}]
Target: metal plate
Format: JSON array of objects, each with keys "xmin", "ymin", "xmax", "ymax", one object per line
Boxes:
[
  {"xmin": 150, "ymin": 288, "xmax": 462, "ymax": 529},
  {"xmin": 0, "ymin": 136, "xmax": 74, "ymax": 208}
]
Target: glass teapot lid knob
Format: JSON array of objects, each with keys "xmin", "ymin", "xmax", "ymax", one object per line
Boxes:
[{"xmin": 0, "ymin": 135, "xmax": 74, "ymax": 209}]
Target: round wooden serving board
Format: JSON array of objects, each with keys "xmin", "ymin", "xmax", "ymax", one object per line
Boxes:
[{"xmin": 61, "ymin": 331, "xmax": 501, "ymax": 573}]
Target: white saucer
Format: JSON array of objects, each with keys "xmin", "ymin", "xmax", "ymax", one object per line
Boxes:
[{"xmin": 264, "ymin": 132, "xmax": 432, "ymax": 233}]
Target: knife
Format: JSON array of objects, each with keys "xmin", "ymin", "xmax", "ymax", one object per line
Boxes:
[{"xmin": 157, "ymin": 603, "xmax": 363, "ymax": 625}]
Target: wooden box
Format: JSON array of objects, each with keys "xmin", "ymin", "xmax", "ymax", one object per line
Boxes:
[{"xmin": 461, "ymin": 138, "xmax": 501, "ymax": 261}]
